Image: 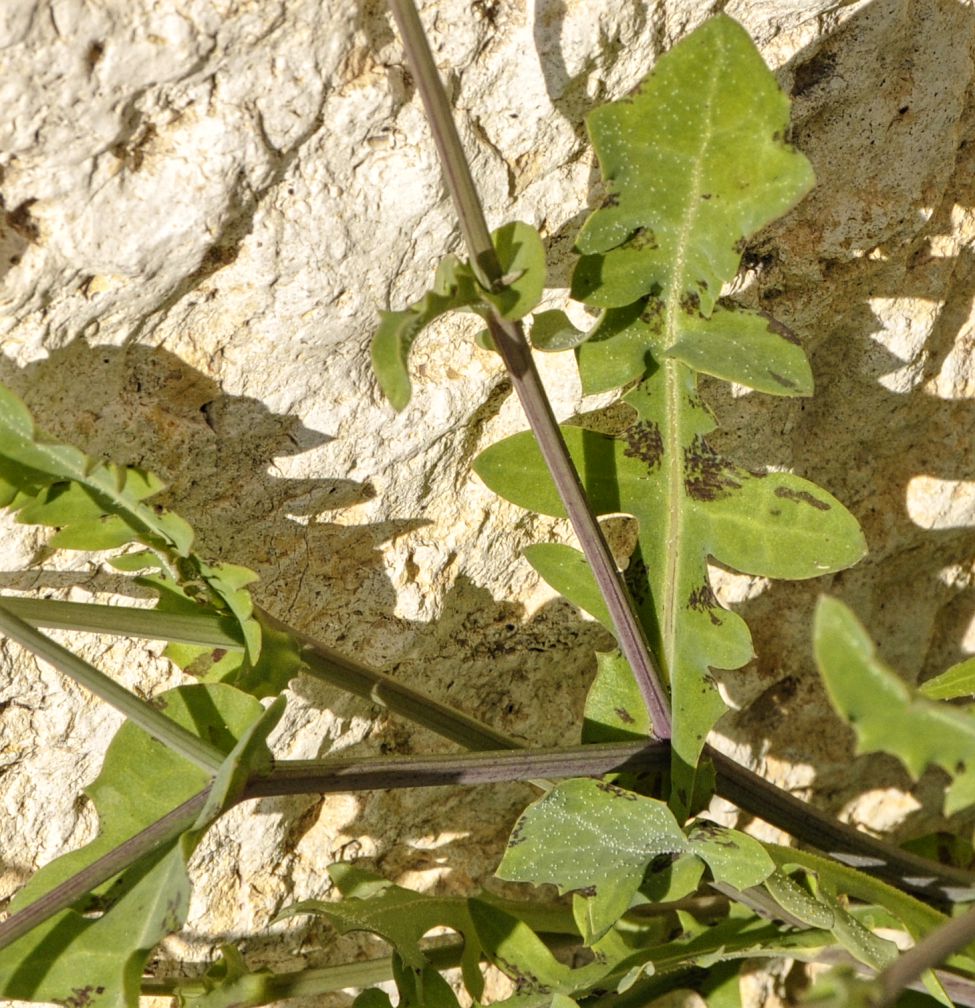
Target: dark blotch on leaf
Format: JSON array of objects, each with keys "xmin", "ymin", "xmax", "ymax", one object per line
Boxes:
[
  {"xmin": 768, "ymin": 370, "xmax": 797, "ymax": 389},
  {"xmin": 622, "ymin": 420, "xmax": 663, "ymax": 469},
  {"xmin": 688, "ymin": 584, "xmax": 722, "ymax": 626},
  {"xmin": 773, "ymin": 485, "xmax": 830, "ymax": 511},
  {"xmin": 680, "ymin": 291, "xmax": 700, "ymax": 314},
  {"xmin": 596, "ymin": 780, "xmax": 638, "ymax": 800},
  {"xmin": 684, "ymin": 436, "xmax": 741, "ymax": 502},
  {"xmin": 625, "ymin": 227, "xmax": 659, "ymax": 251},
  {"xmin": 614, "ymin": 706, "xmax": 636, "ymax": 724},
  {"xmin": 601, "ymin": 193, "xmax": 620, "ymax": 208},
  {"xmin": 760, "ymin": 310, "xmax": 802, "ymax": 346},
  {"xmin": 640, "ymin": 296, "xmax": 665, "ymax": 329},
  {"xmin": 625, "ymin": 553, "xmax": 650, "ymax": 605},
  {"xmin": 578, "ymin": 885, "xmax": 598, "ymax": 897}
]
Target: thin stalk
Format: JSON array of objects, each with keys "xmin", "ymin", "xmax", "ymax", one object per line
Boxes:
[
  {"xmin": 265, "ymin": 605, "xmax": 975, "ymax": 903},
  {"xmin": 875, "ymin": 904, "xmax": 975, "ymax": 1008},
  {"xmin": 0, "ymin": 595, "xmax": 243, "ymax": 648},
  {"xmin": 708, "ymin": 749, "xmax": 975, "ymax": 905},
  {"xmin": 245, "ymin": 739, "xmax": 667, "ymax": 798},
  {"xmin": 0, "ymin": 741, "xmax": 662, "ymax": 953},
  {"xmin": 0, "ymin": 788, "xmax": 211, "ymax": 951},
  {"xmin": 0, "ymin": 604, "xmax": 225, "ymax": 774},
  {"xmin": 385, "ymin": 0, "xmax": 672, "ymax": 740},
  {"xmin": 140, "ymin": 939, "xmax": 466, "ymax": 1001},
  {"xmin": 258, "ymin": 605, "xmax": 519, "ymax": 752}
]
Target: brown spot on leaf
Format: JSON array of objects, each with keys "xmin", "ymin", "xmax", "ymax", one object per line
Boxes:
[
  {"xmin": 595, "ymin": 780, "xmax": 638, "ymax": 800},
  {"xmin": 601, "ymin": 192, "xmax": 620, "ymax": 208},
  {"xmin": 773, "ymin": 484, "xmax": 830, "ymax": 511},
  {"xmin": 759, "ymin": 310, "xmax": 801, "ymax": 346},
  {"xmin": 688, "ymin": 584, "xmax": 723, "ymax": 626},
  {"xmin": 700, "ymin": 192, "xmax": 712, "ymax": 199},
  {"xmin": 684, "ymin": 436, "xmax": 741, "ymax": 501},
  {"xmin": 680, "ymin": 291, "xmax": 700, "ymax": 314},
  {"xmin": 614, "ymin": 706, "xmax": 636, "ymax": 724},
  {"xmin": 768, "ymin": 370, "xmax": 797, "ymax": 389},
  {"xmin": 640, "ymin": 296, "xmax": 665, "ymax": 329},
  {"xmin": 625, "ymin": 227, "xmax": 658, "ymax": 251},
  {"xmin": 622, "ymin": 420, "xmax": 663, "ymax": 468},
  {"xmin": 624, "ymin": 553, "xmax": 649, "ymax": 606}
]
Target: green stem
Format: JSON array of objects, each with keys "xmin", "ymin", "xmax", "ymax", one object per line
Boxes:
[
  {"xmin": 0, "ymin": 603, "xmax": 225, "ymax": 773},
  {"xmin": 0, "ymin": 595, "xmax": 242, "ymax": 647},
  {"xmin": 140, "ymin": 940, "xmax": 465, "ymax": 1001},
  {"xmin": 385, "ymin": 0, "xmax": 672, "ymax": 740}
]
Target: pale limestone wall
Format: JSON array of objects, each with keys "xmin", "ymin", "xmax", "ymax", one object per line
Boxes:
[{"xmin": 0, "ymin": 0, "xmax": 973, "ymax": 1002}]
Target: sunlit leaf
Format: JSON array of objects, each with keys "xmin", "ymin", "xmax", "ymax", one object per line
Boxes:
[
  {"xmin": 919, "ymin": 655, "xmax": 975, "ymax": 701},
  {"xmin": 815, "ymin": 596, "xmax": 975, "ymax": 814},
  {"xmin": 571, "ymin": 15, "xmax": 813, "ymax": 311}
]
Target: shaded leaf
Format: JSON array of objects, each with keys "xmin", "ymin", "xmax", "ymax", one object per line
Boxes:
[
  {"xmin": 530, "ymin": 310, "xmax": 589, "ymax": 352},
  {"xmin": 483, "ymin": 221, "xmax": 546, "ymax": 321},
  {"xmin": 0, "ymin": 383, "xmax": 262, "ymax": 660},
  {"xmin": 582, "ymin": 649, "xmax": 652, "ymax": 743},
  {"xmin": 0, "ymin": 685, "xmax": 280, "ymax": 1008},
  {"xmin": 815, "ymin": 596, "xmax": 975, "ymax": 814},
  {"xmin": 278, "ymin": 866, "xmax": 486, "ymax": 1001}
]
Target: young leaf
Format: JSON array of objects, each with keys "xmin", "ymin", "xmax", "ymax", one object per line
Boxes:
[
  {"xmin": 372, "ymin": 254, "xmax": 481, "ymax": 411},
  {"xmin": 530, "ymin": 310, "xmax": 589, "ymax": 352},
  {"xmin": 481, "ymin": 221, "xmax": 546, "ymax": 321},
  {"xmin": 0, "ymin": 685, "xmax": 281, "ymax": 1008},
  {"xmin": 570, "ymin": 14, "xmax": 813, "ymax": 311},
  {"xmin": 815, "ymin": 596, "xmax": 975, "ymax": 815},
  {"xmin": 372, "ymin": 222, "xmax": 545, "ymax": 410}
]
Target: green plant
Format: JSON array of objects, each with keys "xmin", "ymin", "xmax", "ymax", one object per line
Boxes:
[{"xmin": 1, "ymin": 6, "xmax": 975, "ymax": 1008}]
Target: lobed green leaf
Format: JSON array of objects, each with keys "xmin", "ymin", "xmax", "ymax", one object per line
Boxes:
[
  {"xmin": 571, "ymin": 15, "xmax": 813, "ymax": 311},
  {"xmin": 815, "ymin": 596, "xmax": 975, "ymax": 814}
]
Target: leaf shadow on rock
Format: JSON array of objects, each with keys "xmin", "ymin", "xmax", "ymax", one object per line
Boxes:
[{"xmin": 0, "ymin": 338, "xmax": 612, "ymax": 982}]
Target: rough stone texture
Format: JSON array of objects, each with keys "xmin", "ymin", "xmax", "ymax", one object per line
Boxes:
[{"xmin": 0, "ymin": 0, "xmax": 974, "ymax": 1004}]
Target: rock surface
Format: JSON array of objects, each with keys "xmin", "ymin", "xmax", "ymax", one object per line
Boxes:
[{"xmin": 1, "ymin": 0, "xmax": 974, "ymax": 1004}]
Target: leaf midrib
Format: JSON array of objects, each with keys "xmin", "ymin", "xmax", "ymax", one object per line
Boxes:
[{"xmin": 660, "ymin": 40, "xmax": 723, "ymax": 693}]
